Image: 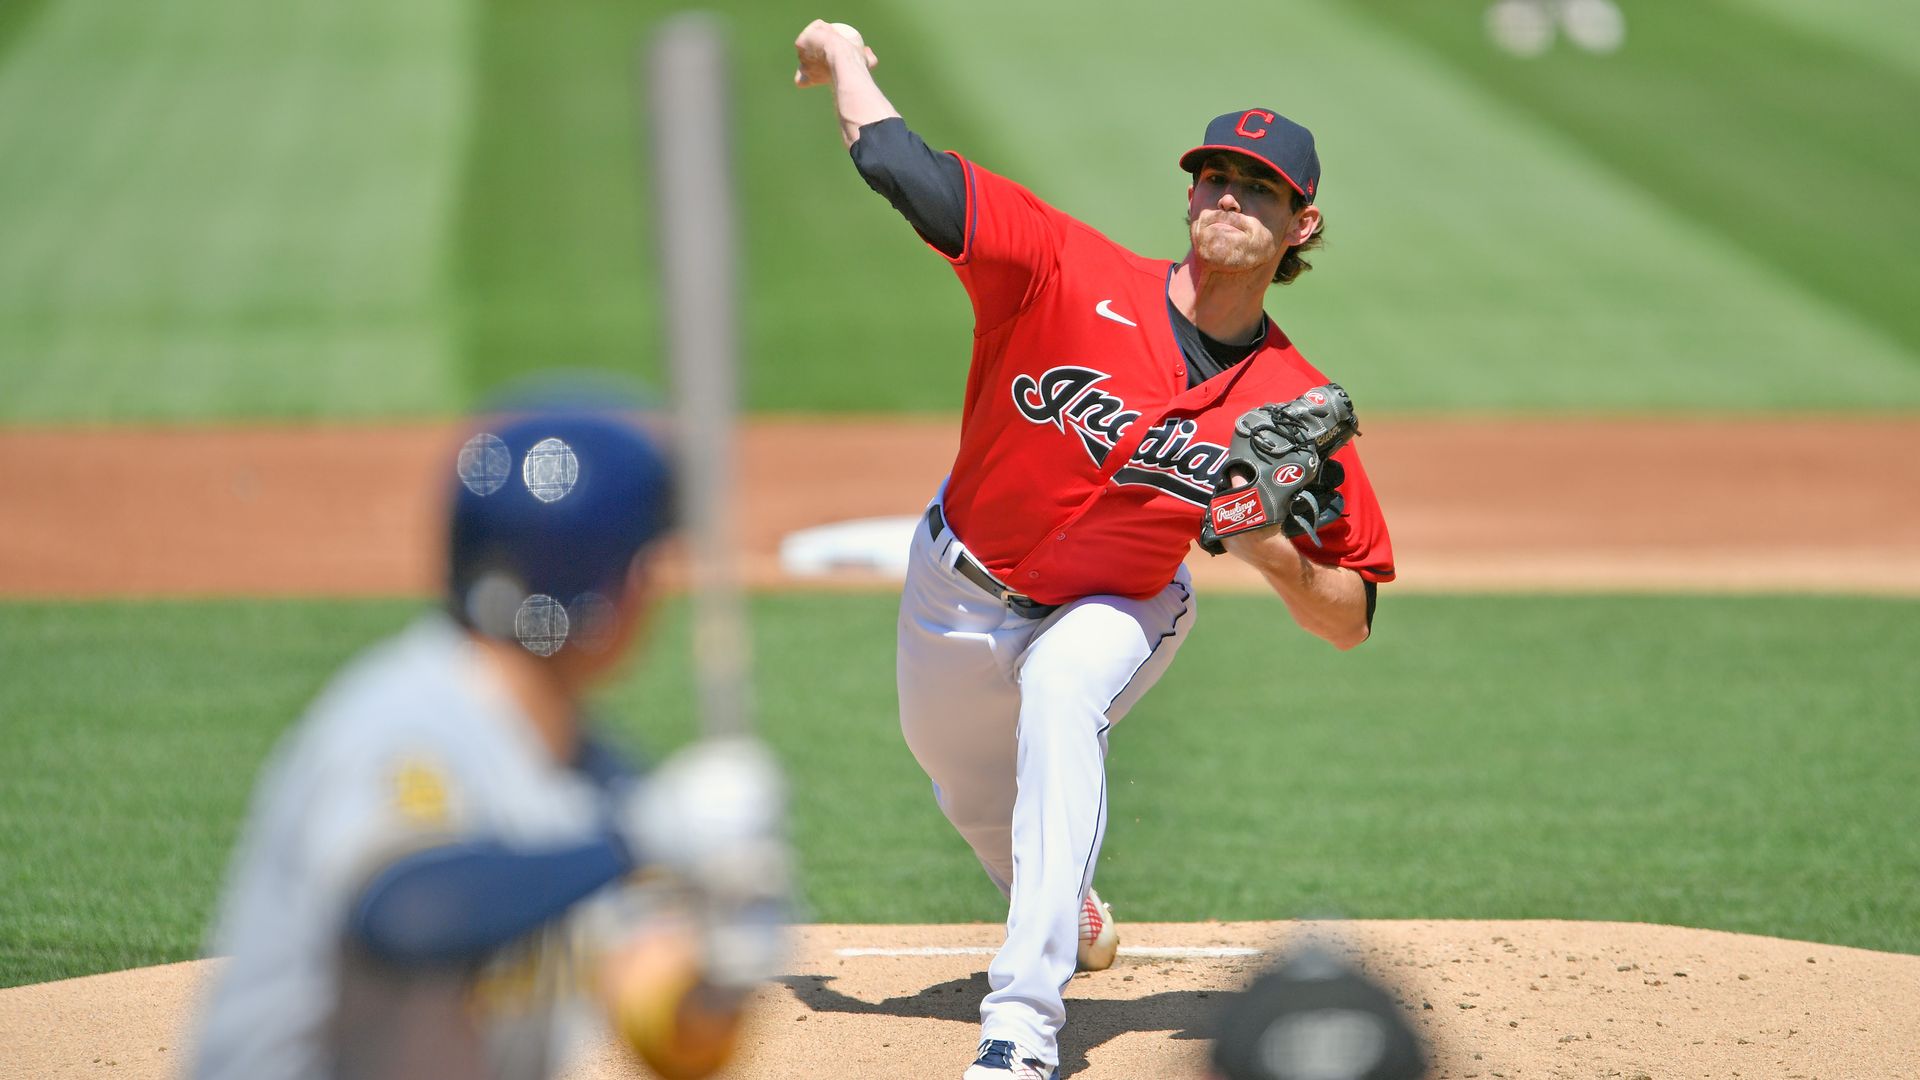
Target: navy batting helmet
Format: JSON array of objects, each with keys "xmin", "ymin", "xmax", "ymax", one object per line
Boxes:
[{"xmin": 446, "ymin": 406, "xmax": 674, "ymax": 656}]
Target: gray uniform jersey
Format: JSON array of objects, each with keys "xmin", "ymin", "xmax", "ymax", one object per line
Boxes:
[{"xmin": 193, "ymin": 615, "xmax": 625, "ymax": 1080}]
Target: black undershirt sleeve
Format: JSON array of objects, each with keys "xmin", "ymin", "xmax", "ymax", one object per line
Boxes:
[{"xmin": 848, "ymin": 117, "xmax": 968, "ymax": 258}]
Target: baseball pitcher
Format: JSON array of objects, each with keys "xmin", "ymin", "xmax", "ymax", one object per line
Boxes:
[{"xmin": 796, "ymin": 18, "xmax": 1396, "ymax": 1080}]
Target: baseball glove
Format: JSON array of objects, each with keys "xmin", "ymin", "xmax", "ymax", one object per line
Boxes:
[{"xmin": 1198, "ymin": 383, "xmax": 1359, "ymax": 556}]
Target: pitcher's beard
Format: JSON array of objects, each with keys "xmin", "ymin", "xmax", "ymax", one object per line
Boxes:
[{"xmin": 1191, "ymin": 219, "xmax": 1275, "ymax": 274}]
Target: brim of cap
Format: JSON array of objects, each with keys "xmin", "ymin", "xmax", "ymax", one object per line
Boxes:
[{"xmin": 1178, "ymin": 144, "xmax": 1308, "ymax": 199}]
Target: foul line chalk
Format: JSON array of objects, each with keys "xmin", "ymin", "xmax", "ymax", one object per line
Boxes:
[
  {"xmin": 1118, "ymin": 946, "xmax": 1262, "ymax": 958},
  {"xmin": 834, "ymin": 946, "xmax": 1261, "ymax": 959}
]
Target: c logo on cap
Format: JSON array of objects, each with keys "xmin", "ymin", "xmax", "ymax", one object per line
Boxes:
[{"xmin": 1234, "ymin": 110, "xmax": 1276, "ymax": 139}]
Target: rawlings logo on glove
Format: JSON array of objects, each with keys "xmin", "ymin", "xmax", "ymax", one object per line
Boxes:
[
  {"xmin": 1209, "ymin": 489, "xmax": 1267, "ymax": 532},
  {"xmin": 1198, "ymin": 383, "xmax": 1359, "ymax": 556}
]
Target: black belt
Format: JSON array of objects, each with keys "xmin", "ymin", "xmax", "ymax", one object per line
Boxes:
[{"xmin": 925, "ymin": 505, "xmax": 1059, "ymax": 620}]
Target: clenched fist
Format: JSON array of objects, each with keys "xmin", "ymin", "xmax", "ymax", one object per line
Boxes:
[{"xmin": 793, "ymin": 18, "xmax": 877, "ymax": 88}]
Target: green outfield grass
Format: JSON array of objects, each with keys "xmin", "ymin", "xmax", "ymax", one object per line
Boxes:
[
  {"xmin": 454, "ymin": 0, "xmax": 661, "ymax": 400},
  {"xmin": 0, "ymin": 0, "xmax": 50, "ymax": 64},
  {"xmin": 1355, "ymin": 0, "xmax": 1920, "ymax": 365},
  {"xmin": 1732, "ymin": 0, "xmax": 1920, "ymax": 79},
  {"xmin": 2, "ymin": 0, "xmax": 1918, "ymax": 419},
  {"xmin": 3, "ymin": 592, "xmax": 1916, "ymax": 987},
  {"xmin": 0, "ymin": 0, "xmax": 472, "ymax": 419}
]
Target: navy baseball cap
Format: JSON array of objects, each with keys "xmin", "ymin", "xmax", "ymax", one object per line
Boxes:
[{"xmin": 1179, "ymin": 108, "xmax": 1320, "ymax": 203}]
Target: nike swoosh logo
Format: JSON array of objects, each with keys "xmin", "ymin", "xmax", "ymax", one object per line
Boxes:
[{"xmin": 1094, "ymin": 299, "xmax": 1137, "ymax": 327}]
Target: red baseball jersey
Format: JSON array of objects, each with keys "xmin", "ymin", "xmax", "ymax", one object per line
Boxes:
[{"xmin": 933, "ymin": 156, "xmax": 1394, "ymax": 605}]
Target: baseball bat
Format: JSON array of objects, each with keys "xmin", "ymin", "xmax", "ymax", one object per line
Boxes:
[{"xmin": 646, "ymin": 13, "xmax": 751, "ymax": 740}]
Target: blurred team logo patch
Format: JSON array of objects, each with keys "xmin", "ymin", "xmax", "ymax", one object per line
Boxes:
[
  {"xmin": 391, "ymin": 759, "xmax": 451, "ymax": 826},
  {"xmin": 1210, "ymin": 489, "xmax": 1266, "ymax": 532}
]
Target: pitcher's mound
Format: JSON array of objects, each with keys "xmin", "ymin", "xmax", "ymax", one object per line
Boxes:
[{"xmin": 4, "ymin": 921, "xmax": 1914, "ymax": 1078}]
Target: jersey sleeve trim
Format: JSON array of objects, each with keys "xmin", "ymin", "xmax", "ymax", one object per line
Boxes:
[
  {"xmin": 945, "ymin": 155, "xmax": 1067, "ymax": 339},
  {"xmin": 1295, "ymin": 544, "xmax": 1395, "ymax": 584},
  {"xmin": 936, "ymin": 151, "xmax": 978, "ymax": 267}
]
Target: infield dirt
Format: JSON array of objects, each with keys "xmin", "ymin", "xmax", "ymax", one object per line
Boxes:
[{"xmin": 4, "ymin": 417, "xmax": 1920, "ymax": 597}]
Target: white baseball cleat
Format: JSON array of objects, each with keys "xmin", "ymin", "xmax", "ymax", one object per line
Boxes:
[
  {"xmin": 1076, "ymin": 888, "xmax": 1117, "ymax": 972},
  {"xmin": 963, "ymin": 1039, "xmax": 1058, "ymax": 1080}
]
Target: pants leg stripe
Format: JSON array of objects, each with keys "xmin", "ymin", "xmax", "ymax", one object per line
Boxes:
[{"xmin": 1100, "ymin": 577, "xmax": 1194, "ymax": 714}]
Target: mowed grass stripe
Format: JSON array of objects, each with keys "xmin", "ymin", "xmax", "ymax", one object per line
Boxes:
[
  {"xmin": 735, "ymin": 2, "xmax": 1001, "ymax": 414},
  {"xmin": 1715, "ymin": 0, "xmax": 1920, "ymax": 92},
  {"xmin": 452, "ymin": 0, "xmax": 991, "ymax": 413},
  {"xmin": 882, "ymin": 0, "xmax": 1920, "ymax": 409},
  {"xmin": 4, "ymin": 2, "xmax": 1918, "ymax": 417},
  {"xmin": 0, "ymin": 0, "xmax": 472, "ymax": 420},
  {"xmin": 0, "ymin": 0, "xmax": 49, "ymax": 67},
  {"xmin": 453, "ymin": 0, "xmax": 659, "ymax": 402},
  {"xmin": 1354, "ymin": 0, "xmax": 1920, "ymax": 368},
  {"xmin": 3, "ymin": 593, "xmax": 1915, "ymax": 985}
]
